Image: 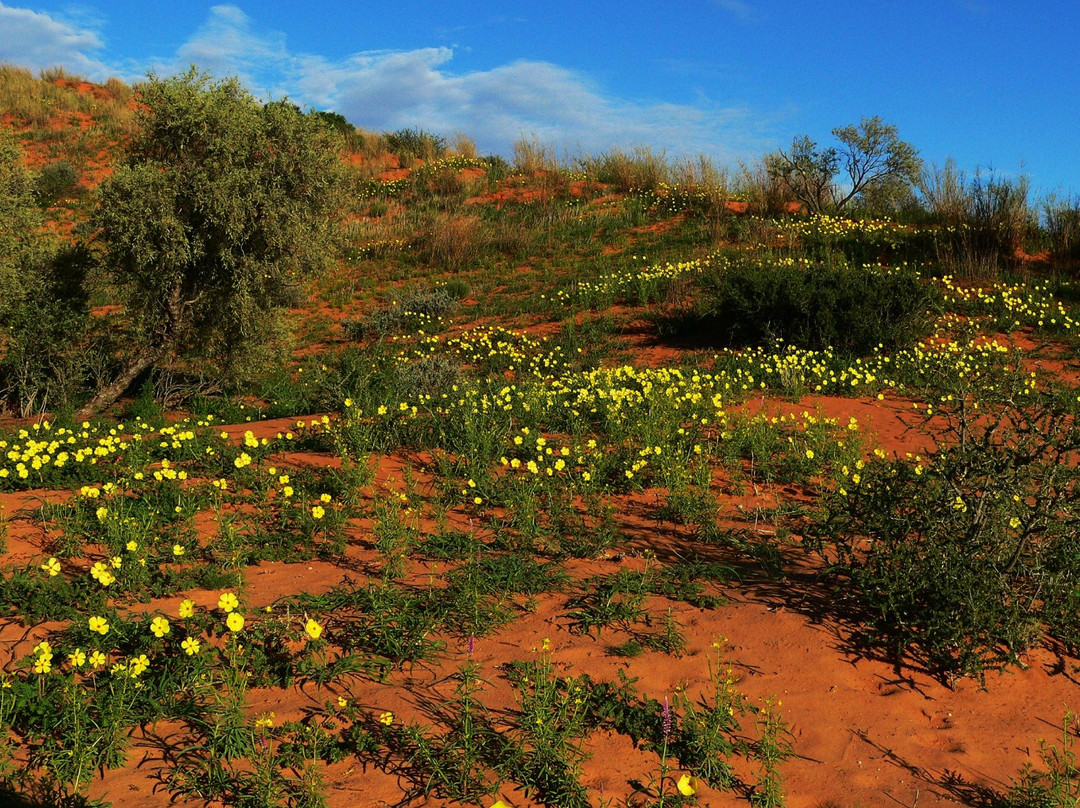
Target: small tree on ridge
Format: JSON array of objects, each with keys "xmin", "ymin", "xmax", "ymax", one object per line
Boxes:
[{"xmin": 767, "ymin": 116, "xmax": 922, "ymax": 214}]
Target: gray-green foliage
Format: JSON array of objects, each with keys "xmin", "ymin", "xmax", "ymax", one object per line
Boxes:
[
  {"xmin": 0, "ymin": 127, "xmax": 90, "ymax": 416},
  {"xmin": 384, "ymin": 127, "xmax": 446, "ymax": 165},
  {"xmin": 344, "ymin": 286, "xmax": 460, "ymax": 340},
  {"xmin": 34, "ymin": 160, "xmax": 79, "ymax": 205},
  {"xmin": 86, "ymin": 68, "xmax": 345, "ymax": 416},
  {"xmin": 0, "ymin": 126, "xmax": 42, "ymax": 324}
]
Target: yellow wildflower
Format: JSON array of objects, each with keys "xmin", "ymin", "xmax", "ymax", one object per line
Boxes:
[
  {"xmin": 41, "ymin": 557, "xmax": 61, "ymax": 577},
  {"xmin": 150, "ymin": 616, "xmax": 171, "ymax": 638},
  {"xmin": 88, "ymin": 616, "xmax": 109, "ymax": 635},
  {"xmin": 676, "ymin": 774, "xmax": 698, "ymax": 795},
  {"xmin": 129, "ymin": 654, "xmax": 150, "ymax": 676},
  {"xmin": 217, "ymin": 592, "xmax": 239, "ymax": 612}
]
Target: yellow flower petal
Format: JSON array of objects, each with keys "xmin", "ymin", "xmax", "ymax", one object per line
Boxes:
[{"xmin": 676, "ymin": 774, "xmax": 698, "ymax": 796}]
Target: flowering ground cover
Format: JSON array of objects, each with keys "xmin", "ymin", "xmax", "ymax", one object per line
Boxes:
[{"xmin": 4, "ymin": 73, "xmax": 1080, "ymax": 808}]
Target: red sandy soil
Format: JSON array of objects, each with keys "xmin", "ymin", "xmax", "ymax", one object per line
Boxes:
[
  {"xmin": 467, "ymin": 184, "xmax": 549, "ymax": 208},
  {"xmin": 0, "ymin": 398, "xmax": 1069, "ymax": 807},
  {"xmin": 378, "ymin": 167, "xmax": 412, "ymax": 182},
  {"xmin": 82, "ymin": 585, "xmax": 1080, "ymax": 808},
  {"xmin": 0, "ymin": 393, "xmax": 1065, "ymax": 805},
  {"xmin": 3, "ymin": 78, "xmax": 1077, "ymax": 805},
  {"xmin": 1016, "ymin": 249, "xmax": 1052, "ymax": 267},
  {"xmin": 1000, "ymin": 329, "xmax": 1080, "ymax": 387},
  {"xmin": 466, "ymin": 178, "xmax": 600, "ymax": 209},
  {"xmin": 460, "ymin": 166, "xmax": 487, "ymax": 184},
  {"xmin": 632, "ymin": 213, "xmax": 686, "ymax": 236},
  {"xmin": 52, "ymin": 78, "xmax": 116, "ymax": 104},
  {"xmin": 722, "ymin": 201, "xmax": 802, "ymax": 215}
]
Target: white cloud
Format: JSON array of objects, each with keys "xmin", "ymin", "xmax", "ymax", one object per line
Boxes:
[
  {"xmin": 172, "ymin": 4, "xmax": 296, "ymax": 96},
  {"xmin": 160, "ymin": 5, "xmax": 776, "ymax": 162},
  {"xmin": 0, "ymin": 2, "xmax": 112, "ymax": 78},
  {"xmin": 0, "ymin": 2, "xmax": 779, "ymax": 162}
]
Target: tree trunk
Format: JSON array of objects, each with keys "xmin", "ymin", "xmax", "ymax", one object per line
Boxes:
[
  {"xmin": 75, "ymin": 282, "xmax": 186, "ymax": 421},
  {"xmin": 74, "ymin": 345, "xmax": 166, "ymax": 421}
]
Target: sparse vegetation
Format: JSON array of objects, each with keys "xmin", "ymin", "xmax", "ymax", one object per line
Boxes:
[{"xmin": 1, "ymin": 64, "xmax": 1080, "ymax": 808}]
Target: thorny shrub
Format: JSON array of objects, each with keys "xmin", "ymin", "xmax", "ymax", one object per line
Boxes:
[{"xmin": 813, "ymin": 390, "xmax": 1080, "ymax": 679}]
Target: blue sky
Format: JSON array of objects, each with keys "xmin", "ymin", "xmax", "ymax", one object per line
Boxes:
[{"xmin": 2, "ymin": 0, "xmax": 1078, "ymax": 194}]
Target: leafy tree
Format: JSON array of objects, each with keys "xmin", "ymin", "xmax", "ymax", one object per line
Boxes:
[
  {"xmin": 767, "ymin": 116, "xmax": 921, "ymax": 214},
  {"xmin": 765, "ymin": 135, "xmax": 837, "ymax": 215},
  {"xmin": 81, "ymin": 69, "xmax": 345, "ymax": 418},
  {"xmin": 849, "ymin": 173, "xmax": 920, "ymax": 218},
  {"xmin": 1, "ymin": 246, "xmax": 90, "ymax": 416},
  {"xmin": 310, "ymin": 109, "xmax": 354, "ymax": 134}
]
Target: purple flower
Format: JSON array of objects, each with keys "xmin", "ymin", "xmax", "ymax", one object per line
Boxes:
[{"xmin": 662, "ymin": 696, "xmax": 672, "ymax": 741}]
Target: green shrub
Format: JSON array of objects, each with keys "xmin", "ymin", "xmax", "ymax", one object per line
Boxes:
[
  {"xmin": 0, "ymin": 126, "xmax": 41, "ymax": 324},
  {"xmin": 384, "ymin": 127, "xmax": 446, "ymax": 165},
  {"xmin": 34, "ymin": 160, "xmax": 79, "ymax": 204},
  {"xmin": 481, "ymin": 154, "xmax": 510, "ymax": 182},
  {"xmin": 812, "ymin": 395, "xmax": 1080, "ymax": 679},
  {"xmin": 0, "ymin": 129, "xmax": 92, "ymax": 414},
  {"xmin": 393, "ymin": 354, "xmax": 461, "ymax": 401},
  {"xmin": 343, "ymin": 286, "xmax": 460, "ymax": 340},
  {"xmin": 441, "ymin": 279, "xmax": 470, "ymax": 300},
  {"xmin": 782, "ymin": 215, "xmax": 945, "ymax": 265},
  {"xmin": 310, "ymin": 109, "xmax": 353, "ymax": 134},
  {"xmin": 669, "ymin": 256, "xmax": 937, "ymax": 355},
  {"xmin": 365, "ymin": 199, "xmax": 390, "ymax": 217}
]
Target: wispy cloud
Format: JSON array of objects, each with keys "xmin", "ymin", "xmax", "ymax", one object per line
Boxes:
[
  {"xmin": 0, "ymin": 2, "xmax": 779, "ymax": 162},
  {"xmin": 709, "ymin": 0, "xmax": 755, "ymax": 21},
  {"xmin": 158, "ymin": 5, "xmax": 776, "ymax": 161},
  {"xmin": 171, "ymin": 4, "xmax": 297, "ymax": 97},
  {"xmin": 0, "ymin": 2, "xmax": 112, "ymax": 78}
]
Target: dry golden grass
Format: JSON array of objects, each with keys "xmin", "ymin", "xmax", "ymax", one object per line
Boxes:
[
  {"xmin": 0, "ymin": 64, "xmax": 136, "ymax": 134},
  {"xmin": 450, "ymin": 131, "xmax": 478, "ymax": 159}
]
